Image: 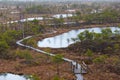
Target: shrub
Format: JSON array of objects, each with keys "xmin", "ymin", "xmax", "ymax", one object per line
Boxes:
[
  {"xmin": 31, "ymin": 74, "xmax": 40, "ymax": 80},
  {"xmin": 76, "ymin": 28, "xmax": 120, "ymax": 53},
  {"xmin": 52, "ymin": 76, "xmax": 60, "ymax": 80},
  {"xmin": 23, "ymin": 38, "xmax": 37, "ymax": 47},
  {"xmin": 52, "ymin": 54, "xmax": 63, "ymax": 76},
  {"xmin": 114, "ymin": 44, "xmax": 119, "ymax": 52},
  {"xmin": 84, "ymin": 49, "xmax": 93, "ymax": 64},
  {"xmin": 0, "ymin": 41, "xmax": 9, "ymax": 59},
  {"xmin": 15, "ymin": 49, "xmax": 33, "ymax": 62},
  {"xmin": 85, "ymin": 49, "xmax": 93, "ymax": 57},
  {"xmin": 52, "ymin": 75, "xmax": 65, "ymax": 80},
  {"xmin": 93, "ymin": 55, "xmax": 108, "ymax": 64}
]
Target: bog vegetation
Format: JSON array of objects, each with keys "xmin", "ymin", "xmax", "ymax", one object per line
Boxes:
[
  {"xmin": 0, "ymin": 3, "xmax": 120, "ymax": 79},
  {"xmin": 68, "ymin": 28, "xmax": 120, "ymax": 74}
]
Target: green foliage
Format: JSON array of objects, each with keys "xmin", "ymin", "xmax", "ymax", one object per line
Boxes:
[
  {"xmin": 84, "ymin": 9, "xmax": 120, "ymax": 24},
  {"xmin": 101, "ymin": 28, "xmax": 112, "ymax": 39},
  {"xmin": 76, "ymin": 28, "xmax": 120, "ymax": 53},
  {"xmin": 24, "ymin": 20, "xmax": 44, "ymax": 35},
  {"xmin": 1, "ymin": 30, "xmax": 22, "ymax": 46},
  {"xmin": 30, "ymin": 74, "xmax": 40, "ymax": 80},
  {"xmin": 104, "ymin": 47, "xmax": 112, "ymax": 52},
  {"xmin": 52, "ymin": 54, "xmax": 63, "ymax": 63},
  {"xmin": 78, "ymin": 28, "xmax": 113, "ymax": 42},
  {"xmin": 26, "ymin": 5, "xmax": 43, "ymax": 13},
  {"xmin": 52, "ymin": 76, "xmax": 60, "ymax": 80},
  {"xmin": 15, "ymin": 49, "xmax": 33, "ymax": 62},
  {"xmin": 0, "ymin": 40, "xmax": 9, "ymax": 58},
  {"xmin": 114, "ymin": 44, "xmax": 119, "ymax": 51},
  {"xmin": 52, "ymin": 75, "xmax": 65, "ymax": 80},
  {"xmin": 14, "ymin": 63, "xmax": 23, "ymax": 71},
  {"xmin": 108, "ymin": 56, "xmax": 120, "ymax": 75},
  {"xmin": 111, "ymin": 56, "xmax": 120, "ymax": 65},
  {"xmin": 52, "ymin": 54, "xmax": 63, "ymax": 76},
  {"xmin": 93, "ymin": 55, "xmax": 108, "ymax": 64},
  {"xmin": 118, "ymin": 24, "xmax": 120, "ymax": 28},
  {"xmin": 26, "ymin": 5, "xmax": 50, "ymax": 14},
  {"xmin": 25, "ymin": 38, "xmax": 37, "ymax": 47},
  {"xmin": 0, "ymin": 41, "xmax": 9, "ymax": 51},
  {"xmin": 71, "ymin": 11, "xmax": 81, "ymax": 23},
  {"xmin": 76, "ymin": 11, "xmax": 81, "ymax": 16},
  {"xmin": 114, "ymin": 29, "xmax": 120, "ymax": 36},
  {"xmin": 0, "ymin": 30, "xmax": 22, "ymax": 59},
  {"xmin": 53, "ymin": 18, "xmax": 64, "ymax": 26},
  {"xmin": 78, "ymin": 30, "xmax": 95, "ymax": 41},
  {"xmin": 85, "ymin": 49, "xmax": 93, "ymax": 57},
  {"xmin": 44, "ymin": 48, "xmax": 51, "ymax": 53},
  {"xmin": 85, "ymin": 49, "xmax": 93, "ymax": 64},
  {"xmin": 32, "ymin": 25, "xmax": 44, "ymax": 34},
  {"xmin": 23, "ymin": 52, "xmax": 33, "ymax": 61},
  {"xmin": 32, "ymin": 19, "xmax": 39, "ymax": 25}
]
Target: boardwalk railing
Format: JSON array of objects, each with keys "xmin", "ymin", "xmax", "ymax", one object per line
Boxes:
[{"xmin": 16, "ymin": 36, "xmax": 86, "ymax": 80}]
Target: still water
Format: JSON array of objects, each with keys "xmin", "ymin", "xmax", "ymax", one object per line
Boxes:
[
  {"xmin": 7, "ymin": 14, "xmax": 73, "ymax": 24},
  {"xmin": 38, "ymin": 27, "xmax": 120, "ymax": 48},
  {"xmin": 52, "ymin": 14, "xmax": 73, "ymax": 18},
  {"xmin": 0, "ymin": 73, "xmax": 32, "ymax": 80}
]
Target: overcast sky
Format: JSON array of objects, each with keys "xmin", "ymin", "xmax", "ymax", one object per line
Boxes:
[{"xmin": 0, "ymin": 0, "xmax": 120, "ymax": 2}]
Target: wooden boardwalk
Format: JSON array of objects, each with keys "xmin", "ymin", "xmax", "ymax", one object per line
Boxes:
[{"xmin": 16, "ymin": 36, "xmax": 87, "ymax": 80}]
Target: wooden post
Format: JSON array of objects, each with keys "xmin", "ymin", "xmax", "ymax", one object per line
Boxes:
[
  {"xmin": 71, "ymin": 62, "xmax": 73, "ymax": 72},
  {"xmin": 76, "ymin": 61, "xmax": 78, "ymax": 69}
]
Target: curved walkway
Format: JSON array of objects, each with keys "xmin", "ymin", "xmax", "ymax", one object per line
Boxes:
[{"xmin": 16, "ymin": 35, "xmax": 84, "ymax": 80}]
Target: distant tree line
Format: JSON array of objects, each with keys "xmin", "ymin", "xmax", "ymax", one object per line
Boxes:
[{"xmin": 83, "ymin": 9, "xmax": 120, "ymax": 24}]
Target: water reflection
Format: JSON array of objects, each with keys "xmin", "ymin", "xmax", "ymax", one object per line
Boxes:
[
  {"xmin": 0, "ymin": 73, "xmax": 31, "ymax": 80},
  {"xmin": 38, "ymin": 27, "xmax": 120, "ymax": 48},
  {"xmin": 52, "ymin": 14, "xmax": 73, "ymax": 18}
]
